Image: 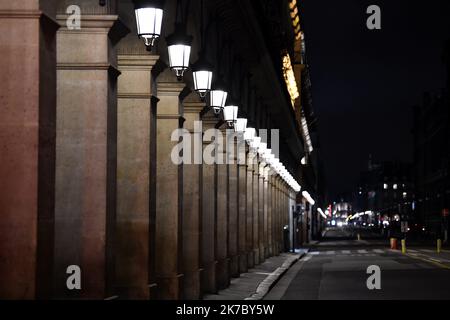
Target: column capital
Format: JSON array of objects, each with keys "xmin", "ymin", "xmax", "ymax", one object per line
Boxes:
[
  {"xmin": 56, "ymin": 14, "xmax": 129, "ymax": 44},
  {"xmin": 201, "ymin": 108, "xmax": 220, "ymax": 127},
  {"xmin": 275, "ymin": 175, "xmax": 282, "ymax": 186},
  {"xmin": 0, "ymin": 9, "xmax": 60, "ymax": 31},
  {"xmin": 118, "ymin": 55, "xmax": 160, "ymax": 100},
  {"xmin": 157, "ymin": 82, "xmax": 186, "ymax": 95},
  {"xmin": 238, "ymin": 163, "xmax": 247, "ymax": 168},
  {"xmin": 263, "ymin": 166, "xmax": 271, "ymax": 181},
  {"xmin": 216, "ymin": 121, "xmax": 229, "ymax": 133},
  {"xmin": 57, "ymin": 15, "xmax": 128, "ymax": 77},
  {"xmin": 57, "ymin": 14, "xmax": 120, "ymax": 30},
  {"xmin": 184, "ymin": 102, "xmax": 206, "ymax": 114},
  {"xmin": 258, "ymin": 162, "xmax": 266, "ymax": 177},
  {"xmin": 247, "ymin": 153, "xmax": 256, "ymax": 171},
  {"xmin": 183, "ymin": 99, "xmax": 206, "ymax": 132},
  {"xmin": 118, "ymin": 54, "xmax": 160, "ymax": 69}
]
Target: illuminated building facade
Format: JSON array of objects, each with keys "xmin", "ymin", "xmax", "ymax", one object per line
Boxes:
[{"xmin": 0, "ymin": 0, "xmax": 323, "ymax": 299}]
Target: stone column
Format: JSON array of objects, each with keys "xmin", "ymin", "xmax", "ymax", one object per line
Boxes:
[
  {"xmin": 246, "ymin": 149, "xmax": 255, "ymax": 268},
  {"xmin": 281, "ymin": 183, "xmax": 286, "ymax": 245},
  {"xmin": 181, "ymin": 94, "xmax": 205, "ymax": 300},
  {"xmin": 253, "ymin": 155, "xmax": 260, "ymax": 265},
  {"xmin": 238, "ymin": 144, "xmax": 248, "ymax": 273},
  {"xmin": 115, "ymin": 54, "xmax": 158, "ymax": 299},
  {"xmin": 304, "ymin": 200, "xmax": 310, "ymax": 244},
  {"xmin": 263, "ymin": 166, "xmax": 269, "ymax": 259},
  {"xmin": 308, "ymin": 201, "xmax": 313, "ymax": 243},
  {"xmin": 269, "ymin": 175, "xmax": 274, "ymax": 256},
  {"xmin": 258, "ymin": 161, "xmax": 265, "ymax": 261},
  {"xmin": 284, "ymin": 184, "xmax": 289, "ymax": 244},
  {"xmin": 200, "ymin": 110, "xmax": 219, "ymax": 294},
  {"xmin": 0, "ymin": 2, "xmax": 58, "ymax": 299},
  {"xmin": 274, "ymin": 175, "xmax": 279, "ymax": 253},
  {"xmin": 228, "ymin": 133, "xmax": 239, "ymax": 278},
  {"xmin": 272, "ymin": 175, "xmax": 280, "ymax": 255},
  {"xmin": 155, "ymin": 75, "xmax": 185, "ymax": 300},
  {"xmin": 54, "ymin": 14, "xmax": 127, "ymax": 299},
  {"xmin": 267, "ymin": 170, "xmax": 273, "ymax": 257},
  {"xmin": 276, "ymin": 177, "xmax": 283, "ymax": 253},
  {"xmin": 216, "ymin": 125, "xmax": 230, "ymax": 289}
]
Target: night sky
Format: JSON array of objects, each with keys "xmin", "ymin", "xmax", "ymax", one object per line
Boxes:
[{"xmin": 301, "ymin": 0, "xmax": 450, "ymax": 199}]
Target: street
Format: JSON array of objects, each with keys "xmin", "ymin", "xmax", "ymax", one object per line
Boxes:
[{"xmin": 266, "ymin": 228, "xmax": 450, "ymax": 300}]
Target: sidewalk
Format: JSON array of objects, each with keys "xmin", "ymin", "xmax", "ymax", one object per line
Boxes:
[
  {"xmin": 203, "ymin": 251, "xmax": 307, "ymax": 300},
  {"xmin": 403, "ymin": 247, "xmax": 450, "ymax": 268}
]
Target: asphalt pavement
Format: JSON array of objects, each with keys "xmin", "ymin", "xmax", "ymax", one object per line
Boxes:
[{"xmin": 265, "ymin": 228, "xmax": 450, "ymax": 300}]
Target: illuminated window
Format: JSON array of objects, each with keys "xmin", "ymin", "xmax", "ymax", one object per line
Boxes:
[
  {"xmin": 290, "ymin": 7, "xmax": 298, "ymax": 19},
  {"xmin": 393, "ymin": 184, "xmax": 398, "ymax": 190},
  {"xmin": 282, "ymin": 53, "xmax": 300, "ymax": 107},
  {"xmin": 289, "ymin": 0, "xmax": 302, "ymax": 40},
  {"xmin": 300, "ymin": 116, "xmax": 313, "ymax": 153},
  {"xmin": 289, "ymin": 0, "xmax": 297, "ymax": 10},
  {"xmin": 383, "ymin": 184, "xmax": 388, "ymax": 190}
]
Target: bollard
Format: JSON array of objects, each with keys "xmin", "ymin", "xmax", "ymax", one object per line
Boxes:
[
  {"xmin": 357, "ymin": 233, "xmax": 361, "ymax": 241},
  {"xmin": 390, "ymin": 238, "xmax": 398, "ymax": 250},
  {"xmin": 437, "ymin": 239, "xmax": 442, "ymax": 254},
  {"xmin": 401, "ymin": 239, "xmax": 406, "ymax": 254}
]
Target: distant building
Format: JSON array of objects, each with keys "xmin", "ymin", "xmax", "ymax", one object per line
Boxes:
[{"xmin": 356, "ymin": 158, "xmax": 414, "ymax": 228}]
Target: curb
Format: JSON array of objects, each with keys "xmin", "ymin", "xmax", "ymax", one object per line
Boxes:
[{"xmin": 244, "ymin": 251, "xmax": 307, "ymax": 300}]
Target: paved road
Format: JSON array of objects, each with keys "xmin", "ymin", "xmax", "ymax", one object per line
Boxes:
[{"xmin": 265, "ymin": 228, "xmax": 450, "ymax": 300}]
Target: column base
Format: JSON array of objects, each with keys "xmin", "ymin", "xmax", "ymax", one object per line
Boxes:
[
  {"xmin": 229, "ymin": 255, "xmax": 239, "ymax": 278},
  {"xmin": 183, "ymin": 270, "xmax": 201, "ymax": 300},
  {"xmin": 149, "ymin": 283, "xmax": 158, "ymax": 300},
  {"xmin": 238, "ymin": 253, "xmax": 248, "ymax": 274},
  {"xmin": 247, "ymin": 251, "xmax": 255, "ymax": 269},
  {"xmin": 201, "ymin": 262, "xmax": 217, "ymax": 294},
  {"xmin": 272, "ymin": 244, "xmax": 279, "ymax": 256},
  {"xmin": 265, "ymin": 246, "xmax": 270, "ymax": 259},
  {"xmin": 216, "ymin": 258, "xmax": 230, "ymax": 290},
  {"xmin": 115, "ymin": 285, "xmax": 151, "ymax": 300},
  {"xmin": 156, "ymin": 274, "xmax": 183, "ymax": 300},
  {"xmin": 254, "ymin": 249, "xmax": 260, "ymax": 265},
  {"xmin": 259, "ymin": 246, "xmax": 265, "ymax": 263}
]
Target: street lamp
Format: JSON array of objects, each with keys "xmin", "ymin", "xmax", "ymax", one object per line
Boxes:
[
  {"xmin": 264, "ymin": 149, "xmax": 273, "ymax": 162},
  {"xmin": 192, "ymin": 57, "xmax": 213, "ymax": 98},
  {"xmin": 258, "ymin": 142, "xmax": 267, "ymax": 156},
  {"xmin": 223, "ymin": 104, "xmax": 238, "ymax": 127},
  {"xmin": 270, "ymin": 157, "xmax": 279, "ymax": 171},
  {"xmin": 192, "ymin": 0, "xmax": 213, "ymax": 98},
  {"xmin": 166, "ymin": 24, "xmax": 192, "ymax": 80},
  {"xmin": 250, "ymin": 136, "xmax": 261, "ymax": 151},
  {"xmin": 244, "ymin": 127, "xmax": 256, "ymax": 142},
  {"xmin": 302, "ymin": 191, "xmax": 315, "ymax": 206},
  {"xmin": 234, "ymin": 118, "xmax": 248, "ymax": 133},
  {"xmin": 134, "ymin": 0, "xmax": 164, "ymax": 51},
  {"xmin": 209, "ymin": 79, "xmax": 228, "ymax": 114}
]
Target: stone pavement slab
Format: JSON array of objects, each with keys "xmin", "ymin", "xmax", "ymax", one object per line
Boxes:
[{"xmin": 203, "ymin": 251, "xmax": 306, "ymax": 300}]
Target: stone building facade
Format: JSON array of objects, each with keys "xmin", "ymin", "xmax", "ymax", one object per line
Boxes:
[{"xmin": 0, "ymin": 0, "xmax": 319, "ymax": 299}]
